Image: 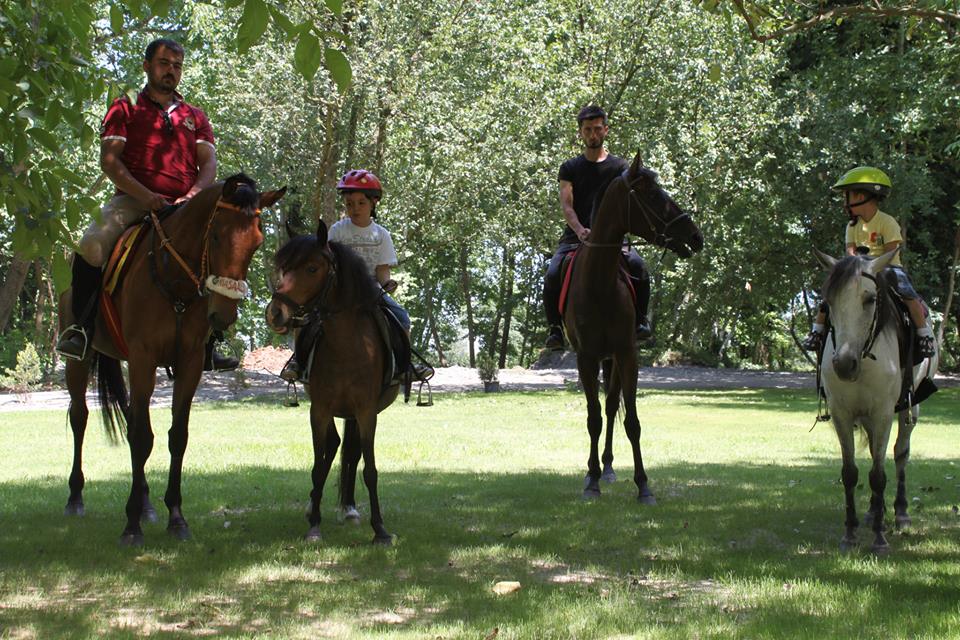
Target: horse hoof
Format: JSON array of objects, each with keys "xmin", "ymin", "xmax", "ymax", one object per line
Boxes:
[
  {"xmin": 372, "ymin": 534, "xmax": 395, "ymax": 546},
  {"xmin": 862, "ymin": 511, "xmax": 875, "ymax": 527},
  {"xmin": 839, "ymin": 538, "xmax": 858, "ymax": 553},
  {"xmin": 142, "ymin": 506, "xmax": 159, "ymax": 524},
  {"xmin": 64, "ymin": 502, "xmax": 85, "ymax": 517},
  {"xmin": 895, "ymin": 514, "xmax": 911, "ymax": 529},
  {"xmin": 637, "ymin": 493, "xmax": 657, "ymax": 506},
  {"xmin": 581, "ymin": 488, "xmax": 601, "ymax": 500},
  {"xmin": 871, "ymin": 542, "xmax": 891, "ymax": 556},
  {"xmin": 119, "ymin": 532, "xmax": 144, "ymax": 547},
  {"xmin": 167, "ymin": 521, "xmax": 192, "ymax": 541},
  {"xmin": 601, "ymin": 469, "xmax": 617, "ymax": 484},
  {"xmin": 304, "ymin": 527, "xmax": 322, "ymax": 543},
  {"xmin": 339, "ymin": 506, "xmax": 361, "ymax": 524}
]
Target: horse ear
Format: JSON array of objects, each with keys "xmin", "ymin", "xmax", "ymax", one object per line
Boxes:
[
  {"xmin": 258, "ymin": 186, "xmax": 287, "ymax": 209},
  {"xmin": 865, "ymin": 246, "xmax": 899, "ymax": 276},
  {"xmin": 284, "ymin": 219, "xmax": 299, "ymax": 239},
  {"xmin": 813, "ymin": 247, "xmax": 837, "ymax": 271},
  {"xmin": 630, "ymin": 150, "xmax": 644, "ymax": 177},
  {"xmin": 316, "ymin": 218, "xmax": 329, "ymax": 246}
]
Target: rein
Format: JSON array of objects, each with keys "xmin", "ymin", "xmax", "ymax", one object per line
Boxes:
[{"xmin": 581, "ymin": 176, "xmax": 692, "ymax": 251}]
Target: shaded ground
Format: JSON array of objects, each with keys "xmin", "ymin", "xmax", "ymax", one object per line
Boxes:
[{"xmin": 1, "ymin": 346, "xmax": 955, "ymax": 412}]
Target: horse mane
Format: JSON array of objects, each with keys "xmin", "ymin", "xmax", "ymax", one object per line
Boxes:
[
  {"xmin": 590, "ymin": 167, "xmax": 659, "ymax": 223},
  {"xmin": 274, "ymin": 235, "xmax": 380, "ymax": 308},
  {"xmin": 823, "ymin": 256, "xmax": 896, "ymax": 333}
]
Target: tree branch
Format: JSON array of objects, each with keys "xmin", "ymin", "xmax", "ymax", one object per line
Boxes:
[{"xmin": 732, "ymin": 3, "xmax": 960, "ymax": 42}]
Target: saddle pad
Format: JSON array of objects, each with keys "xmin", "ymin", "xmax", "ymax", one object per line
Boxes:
[{"xmin": 99, "ymin": 223, "xmax": 147, "ymax": 359}]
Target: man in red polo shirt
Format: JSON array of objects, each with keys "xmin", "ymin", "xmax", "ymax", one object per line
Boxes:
[{"xmin": 57, "ymin": 38, "xmax": 236, "ymax": 370}]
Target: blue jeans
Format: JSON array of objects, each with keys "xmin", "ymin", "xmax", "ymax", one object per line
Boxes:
[{"xmin": 382, "ymin": 293, "xmax": 410, "ymax": 331}]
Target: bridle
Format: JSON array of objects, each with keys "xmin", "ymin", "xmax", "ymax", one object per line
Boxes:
[
  {"xmin": 150, "ymin": 196, "xmax": 261, "ymax": 299},
  {"xmin": 269, "ymin": 246, "xmax": 338, "ymax": 329},
  {"xmin": 581, "ymin": 174, "xmax": 693, "ymax": 251},
  {"xmin": 827, "ymin": 270, "xmax": 885, "ymax": 362}
]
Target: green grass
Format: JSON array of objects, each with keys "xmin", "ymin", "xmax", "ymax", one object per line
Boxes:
[{"xmin": 1, "ymin": 387, "xmax": 959, "ymax": 639}]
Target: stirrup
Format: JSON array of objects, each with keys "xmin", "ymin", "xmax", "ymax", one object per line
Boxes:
[
  {"xmin": 56, "ymin": 325, "xmax": 89, "ymax": 361},
  {"xmin": 285, "ymin": 381, "xmax": 300, "ymax": 407},
  {"xmin": 416, "ymin": 379, "xmax": 433, "ymax": 407},
  {"xmin": 280, "ymin": 355, "xmax": 301, "ymax": 382},
  {"xmin": 917, "ymin": 335, "xmax": 936, "ymax": 359}
]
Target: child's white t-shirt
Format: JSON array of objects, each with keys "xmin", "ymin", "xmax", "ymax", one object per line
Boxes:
[{"xmin": 328, "ymin": 218, "xmax": 399, "ymax": 278}]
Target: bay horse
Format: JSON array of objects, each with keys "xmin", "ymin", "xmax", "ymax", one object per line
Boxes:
[
  {"xmin": 564, "ymin": 152, "xmax": 703, "ymax": 501},
  {"xmin": 60, "ymin": 175, "xmax": 285, "ymax": 545},
  {"xmin": 265, "ymin": 219, "xmax": 399, "ymax": 545},
  {"xmin": 814, "ymin": 248, "xmax": 938, "ymax": 553}
]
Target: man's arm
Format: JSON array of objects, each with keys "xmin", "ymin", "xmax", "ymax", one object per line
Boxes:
[
  {"xmin": 100, "ymin": 139, "xmax": 169, "ymax": 211},
  {"xmin": 559, "ymin": 179, "xmax": 589, "ymax": 241},
  {"xmin": 176, "ymin": 142, "xmax": 217, "ymax": 203}
]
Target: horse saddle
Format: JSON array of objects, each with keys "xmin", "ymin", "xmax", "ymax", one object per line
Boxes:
[
  {"xmin": 98, "ymin": 204, "xmax": 186, "ymax": 359},
  {"xmin": 882, "ymin": 282, "xmax": 938, "ymax": 411},
  {"xmin": 292, "ymin": 302, "xmax": 426, "ymax": 405},
  {"xmin": 558, "ymin": 248, "xmax": 636, "ymax": 316}
]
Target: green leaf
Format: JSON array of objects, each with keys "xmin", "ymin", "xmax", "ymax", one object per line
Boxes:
[
  {"xmin": 709, "ymin": 63, "xmax": 722, "ymax": 83},
  {"xmin": 65, "ymin": 199, "xmax": 82, "ymax": 229},
  {"xmin": 237, "ymin": 0, "xmax": 269, "ymax": 54},
  {"xmin": 52, "ymin": 247, "xmax": 72, "ymax": 293},
  {"xmin": 324, "ymin": 0, "xmax": 343, "ymax": 16},
  {"xmin": 110, "ymin": 3, "xmax": 124, "ymax": 33},
  {"xmin": 148, "ymin": 0, "xmax": 170, "ymax": 17},
  {"xmin": 53, "ymin": 167, "xmax": 87, "ymax": 188},
  {"xmin": 318, "ymin": 29, "xmax": 354, "ymax": 46},
  {"xmin": 43, "ymin": 171, "xmax": 63, "ymax": 209},
  {"xmin": 268, "ymin": 5, "xmax": 295, "ymax": 36},
  {"xmin": 13, "ymin": 133, "xmax": 28, "ymax": 165},
  {"xmin": 27, "ymin": 127, "xmax": 61, "ymax": 153},
  {"xmin": 224, "ymin": 0, "xmax": 244, "ymax": 7},
  {"xmin": 324, "ymin": 48, "xmax": 352, "ymax": 93},
  {"xmin": 294, "ymin": 32, "xmax": 323, "ymax": 81},
  {"xmin": 44, "ymin": 100, "xmax": 62, "ymax": 129}
]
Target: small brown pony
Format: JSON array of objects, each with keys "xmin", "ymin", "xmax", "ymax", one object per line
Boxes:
[
  {"xmin": 265, "ymin": 219, "xmax": 399, "ymax": 544},
  {"xmin": 564, "ymin": 152, "xmax": 704, "ymax": 501},
  {"xmin": 60, "ymin": 174, "xmax": 285, "ymax": 545}
]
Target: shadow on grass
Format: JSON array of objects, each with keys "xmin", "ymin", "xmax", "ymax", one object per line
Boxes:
[{"xmin": 2, "ymin": 457, "xmax": 960, "ymax": 638}]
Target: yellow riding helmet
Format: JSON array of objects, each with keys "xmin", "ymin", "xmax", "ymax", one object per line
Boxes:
[{"xmin": 831, "ymin": 166, "xmax": 892, "ymax": 198}]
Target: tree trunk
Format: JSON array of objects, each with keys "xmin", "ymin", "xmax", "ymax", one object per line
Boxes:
[
  {"xmin": 459, "ymin": 244, "xmax": 476, "ymax": 367},
  {"xmin": 341, "ymin": 90, "xmax": 365, "ymax": 174},
  {"xmin": 0, "ymin": 254, "xmax": 31, "ymax": 334},
  {"xmin": 373, "ymin": 95, "xmax": 391, "ymax": 176},
  {"xmin": 937, "ymin": 225, "xmax": 960, "ymax": 348},
  {"xmin": 311, "ymin": 99, "xmax": 342, "ymax": 226},
  {"xmin": 497, "ymin": 250, "xmax": 515, "ymax": 368},
  {"xmin": 424, "ymin": 284, "xmax": 447, "ymax": 366}
]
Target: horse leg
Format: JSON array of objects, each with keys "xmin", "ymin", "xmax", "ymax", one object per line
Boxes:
[
  {"xmin": 65, "ymin": 358, "xmax": 90, "ymax": 516},
  {"xmin": 305, "ymin": 406, "xmax": 337, "ymax": 542},
  {"xmin": 338, "ymin": 419, "xmax": 362, "ymax": 523},
  {"xmin": 120, "ymin": 360, "xmax": 157, "ymax": 546},
  {"xmin": 892, "ymin": 408, "xmax": 917, "ymax": 529},
  {"xmin": 865, "ymin": 415, "xmax": 893, "ymax": 554},
  {"xmin": 600, "ymin": 359, "xmax": 616, "ymax": 483},
  {"xmin": 164, "ymin": 361, "xmax": 203, "ymax": 541},
  {"xmin": 617, "ymin": 353, "xmax": 654, "ymax": 504},
  {"xmin": 356, "ymin": 412, "xmax": 393, "ymax": 545},
  {"xmin": 835, "ymin": 419, "xmax": 859, "ymax": 551},
  {"xmin": 578, "ymin": 357, "xmax": 603, "ymax": 499}
]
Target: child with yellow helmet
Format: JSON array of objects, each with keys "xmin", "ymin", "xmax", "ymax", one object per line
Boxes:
[{"xmin": 801, "ymin": 166, "xmax": 936, "ymax": 358}]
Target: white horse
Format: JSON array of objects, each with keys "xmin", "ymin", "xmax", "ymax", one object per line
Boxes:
[{"xmin": 814, "ymin": 248, "xmax": 938, "ymax": 553}]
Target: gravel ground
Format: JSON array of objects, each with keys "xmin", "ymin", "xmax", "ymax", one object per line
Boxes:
[{"xmin": 1, "ymin": 357, "xmax": 955, "ymax": 413}]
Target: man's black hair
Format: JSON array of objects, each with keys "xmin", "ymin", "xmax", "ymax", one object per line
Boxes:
[
  {"xmin": 145, "ymin": 38, "xmax": 184, "ymax": 61},
  {"xmin": 577, "ymin": 105, "xmax": 607, "ymax": 126}
]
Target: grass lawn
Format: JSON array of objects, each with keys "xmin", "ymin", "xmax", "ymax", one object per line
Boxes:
[{"xmin": 1, "ymin": 386, "xmax": 958, "ymax": 639}]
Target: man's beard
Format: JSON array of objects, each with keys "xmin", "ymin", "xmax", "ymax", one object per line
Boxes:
[{"xmin": 584, "ymin": 139, "xmax": 603, "ymax": 149}]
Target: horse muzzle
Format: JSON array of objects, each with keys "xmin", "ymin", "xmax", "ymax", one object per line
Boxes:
[{"xmin": 832, "ymin": 346, "xmax": 861, "ymax": 382}]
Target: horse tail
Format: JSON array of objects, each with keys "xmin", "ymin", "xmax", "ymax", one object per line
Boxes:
[{"xmin": 94, "ymin": 353, "xmax": 129, "ymax": 443}]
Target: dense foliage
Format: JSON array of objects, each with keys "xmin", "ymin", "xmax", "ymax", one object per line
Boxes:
[{"xmin": 1, "ymin": 0, "xmax": 958, "ymax": 376}]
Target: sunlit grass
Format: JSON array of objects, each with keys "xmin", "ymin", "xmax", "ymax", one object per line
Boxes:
[{"xmin": 0, "ymin": 388, "xmax": 958, "ymax": 638}]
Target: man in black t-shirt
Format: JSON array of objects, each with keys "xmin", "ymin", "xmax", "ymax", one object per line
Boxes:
[{"xmin": 543, "ymin": 105, "xmax": 651, "ymax": 350}]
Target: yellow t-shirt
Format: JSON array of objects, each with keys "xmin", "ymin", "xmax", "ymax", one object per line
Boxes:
[{"xmin": 844, "ymin": 209, "xmax": 902, "ymax": 267}]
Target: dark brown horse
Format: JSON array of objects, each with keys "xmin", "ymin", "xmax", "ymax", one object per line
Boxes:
[
  {"xmin": 564, "ymin": 152, "xmax": 703, "ymax": 501},
  {"xmin": 265, "ymin": 219, "xmax": 399, "ymax": 544},
  {"xmin": 60, "ymin": 175, "xmax": 285, "ymax": 545}
]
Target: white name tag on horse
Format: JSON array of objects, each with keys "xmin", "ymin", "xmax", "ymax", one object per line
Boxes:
[{"xmin": 206, "ymin": 275, "xmax": 249, "ymax": 299}]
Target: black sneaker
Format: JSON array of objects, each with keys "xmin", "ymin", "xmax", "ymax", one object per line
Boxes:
[
  {"xmin": 800, "ymin": 331, "xmax": 823, "ymax": 352},
  {"xmin": 544, "ymin": 327, "xmax": 565, "ymax": 351},
  {"xmin": 280, "ymin": 358, "xmax": 300, "ymax": 382},
  {"xmin": 917, "ymin": 335, "xmax": 936, "ymax": 359},
  {"xmin": 635, "ymin": 320, "xmax": 652, "ymax": 340},
  {"xmin": 205, "ymin": 350, "xmax": 239, "ymax": 372}
]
